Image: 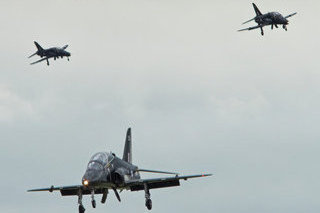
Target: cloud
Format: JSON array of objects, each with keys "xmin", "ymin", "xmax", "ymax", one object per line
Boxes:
[{"xmin": 0, "ymin": 85, "xmax": 35, "ymax": 123}]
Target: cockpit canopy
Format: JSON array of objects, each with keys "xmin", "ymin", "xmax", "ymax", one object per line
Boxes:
[
  {"xmin": 272, "ymin": 12, "xmax": 281, "ymax": 17},
  {"xmin": 87, "ymin": 152, "xmax": 115, "ymax": 170},
  {"xmin": 90, "ymin": 152, "xmax": 108, "ymax": 164}
]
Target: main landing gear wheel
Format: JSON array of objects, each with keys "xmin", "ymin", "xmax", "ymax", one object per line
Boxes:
[
  {"xmin": 260, "ymin": 27, "xmax": 264, "ymax": 36},
  {"xmin": 92, "ymin": 200, "xmax": 96, "ymax": 208},
  {"xmin": 79, "ymin": 205, "xmax": 85, "ymax": 213},
  {"xmin": 144, "ymin": 183, "xmax": 152, "ymax": 210},
  {"xmin": 146, "ymin": 199, "xmax": 152, "ymax": 210}
]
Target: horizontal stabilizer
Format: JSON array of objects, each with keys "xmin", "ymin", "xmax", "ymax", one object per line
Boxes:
[
  {"xmin": 138, "ymin": 169, "xmax": 179, "ymax": 175},
  {"xmin": 28, "ymin": 52, "xmax": 37, "ymax": 58},
  {"xmin": 242, "ymin": 17, "xmax": 255, "ymax": 25}
]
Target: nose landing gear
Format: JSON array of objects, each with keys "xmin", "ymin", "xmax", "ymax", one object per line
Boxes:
[
  {"xmin": 283, "ymin": 24, "xmax": 288, "ymax": 31},
  {"xmin": 144, "ymin": 184, "xmax": 152, "ymax": 210},
  {"xmin": 91, "ymin": 190, "xmax": 96, "ymax": 208}
]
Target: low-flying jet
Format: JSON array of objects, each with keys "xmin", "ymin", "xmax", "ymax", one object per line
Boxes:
[
  {"xmin": 28, "ymin": 128, "xmax": 212, "ymax": 213},
  {"xmin": 238, "ymin": 3, "xmax": 297, "ymax": 36},
  {"xmin": 28, "ymin": 41, "xmax": 71, "ymax": 66}
]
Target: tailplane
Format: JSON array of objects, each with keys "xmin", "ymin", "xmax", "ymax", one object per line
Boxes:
[
  {"xmin": 252, "ymin": 3, "xmax": 262, "ymax": 16},
  {"xmin": 122, "ymin": 128, "xmax": 132, "ymax": 164}
]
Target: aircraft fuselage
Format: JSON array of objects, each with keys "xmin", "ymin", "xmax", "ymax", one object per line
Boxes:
[
  {"xmin": 255, "ymin": 12, "xmax": 289, "ymax": 26},
  {"xmin": 82, "ymin": 152, "xmax": 140, "ymax": 189}
]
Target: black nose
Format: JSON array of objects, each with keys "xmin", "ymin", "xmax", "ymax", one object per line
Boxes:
[{"xmin": 83, "ymin": 169, "xmax": 102, "ymax": 184}]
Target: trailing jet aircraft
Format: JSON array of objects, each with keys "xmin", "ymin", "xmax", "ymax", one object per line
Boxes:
[
  {"xmin": 28, "ymin": 128, "xmax": 212, "ymax": 213},
  {"xmin": 28, "ymin": 41, "xmax": 71, "ymax": 66},
  {"xmin": 238, "ymin": 3, "xmax": 297, "ymax": 36}
]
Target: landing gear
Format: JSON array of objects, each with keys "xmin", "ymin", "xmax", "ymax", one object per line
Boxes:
[
  {"xmin": 79, "ymin": 204, "xmax": 85, "ymax": 213},
  {"xmin": 67, "ymin": 57, "xmax": 70, "ymax": 61},
  {"xmin": 91, "ymin": 200, "xmax": 96, "ymax": 208},
  {"xmin": 46, "ymin": 59, "xmax": 49, "ymax": 66},
  {"xmin": 101, "ymin": 189, "xmax": 108, "ymax": 204},
  {"xmin": 260, "ymin": 27, "xmax": 264, "ymax": 36},
  {"xmin": 91, "ymin": 190, "xmax": 96, "ymax": 208},
  {"xmin": 146, "ymin": 198, "xmax": 152, "ymax": 210},
  {"xmin": 144, "ymin": 183, "xmax": 152, "ymax": 210},
  {"xmin": 283, "ymin": 24, "xmax": 287, "ymax": 31},
  {"xmin": 112, "ymin": 188, "xmax": 121, "ymax": 202},
  {"xmin": 78, "ymin": 190, "xmax": 85, "ymax": 213}
]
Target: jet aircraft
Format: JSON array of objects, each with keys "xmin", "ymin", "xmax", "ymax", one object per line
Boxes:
[
  {"xmin": 28, "ymin": 128, "xmax": 212, "ymax": 213},
  {"xmin": 238, "ymin": 3, "xmax": 297, "ymax": 36},
  {"xmin": 28, "ymin": 41, "xmax": 71, "ymax": 66}
]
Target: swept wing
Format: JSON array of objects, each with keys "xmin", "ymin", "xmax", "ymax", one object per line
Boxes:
[
  {"xmin": 28, "ymin": 174, "xmax": 212, "ymax": 195},
  {"xmin": 30, "ymin": 57, "xmax": 48, "ymax": 65},
  {"xmin": 126, "ymin": 174, "xmax": 212, "ymax": 191},
  {"xmin": 285, "ymin": 12, "xmax": 297, "ymax": 19},
  {"xmin": 238, "ymin": 24, "xmax": 265, "ymax": 32}
]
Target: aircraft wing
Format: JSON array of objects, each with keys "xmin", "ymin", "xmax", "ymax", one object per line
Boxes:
[
  {"xmin": 285, "ymin": 12, "xmax": 297, "ymax": 19},
  {"xmin": 125, "ymin": 174, "xmax": 212, "ymax": 191},
  {"xmin": 238, "ymin": 24, "xmax": 265, "ymax": 32},
  {"xmin": 28, "ymin": 185, "xmax": 108, "ymax": 196},
  {"xmin": 30, "ymin": 57, "xmax": 48, "ymax": 65}
]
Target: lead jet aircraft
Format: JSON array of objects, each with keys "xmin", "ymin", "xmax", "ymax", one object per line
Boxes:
[
  {"xmin": 238, "ymin": 3, "xmax": 297, "ymax": 36},
  {"xmin": 28, "ymin": 41, "xmax": 71, "ymax": 66},
  {"xmin": 28, "ymin": 128, "xmax": 212, "ymax": 213}
]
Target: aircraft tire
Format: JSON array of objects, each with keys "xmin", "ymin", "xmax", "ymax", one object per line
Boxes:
[
  {"xmin": 79, "ymin": 204, "xmax": 85, "ymax": 213},
  {"xmin": 146, "ymin": 199, "xmax": 152, "ymax": 210},
  {"xmin": 92, "ymin": 200, "xmax": 96, "ymax": 208}
]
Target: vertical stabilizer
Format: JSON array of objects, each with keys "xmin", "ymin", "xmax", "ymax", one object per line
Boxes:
[
  {"xmin": 122, "ymin": 128, "xmax": 132, "ymax": 164},
  {"xmin": 34, "ymin": 41, "xmax": 44, "ymax": 51},
  {"xmin": 252, "ymin": 3, "xmax": 262, "ymax": 16}
]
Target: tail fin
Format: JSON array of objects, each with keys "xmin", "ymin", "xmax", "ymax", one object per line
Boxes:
[
  {"xmin": 252, "ymin": 3, "xmax": 262, "ymax": 16},
  {"xmin": 34, "ymin": 41, "xmax": 44, "ymax": 51},
  {"xmin": 122, "ymin": 128, "xmax": 132, "ymax": 164}
]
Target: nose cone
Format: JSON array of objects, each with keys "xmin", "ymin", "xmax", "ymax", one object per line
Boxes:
[
  {"xmin": 66, "ymin": 52, "xmax": 71, "ymax": 56},
  {"xmin": 82, "ymin": 169, "xmax": 104, "ymax": 186}
]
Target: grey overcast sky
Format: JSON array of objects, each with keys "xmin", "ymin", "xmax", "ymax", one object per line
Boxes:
[{"xmin": 0, "ymin": 0, "xmax": 319, "ymax": 213}]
